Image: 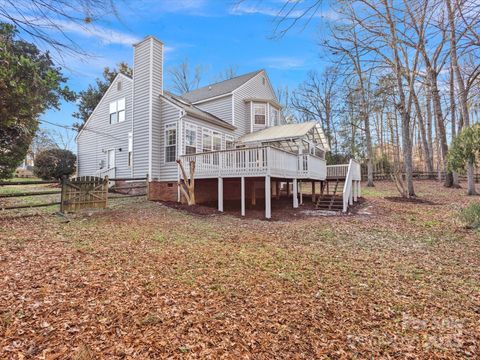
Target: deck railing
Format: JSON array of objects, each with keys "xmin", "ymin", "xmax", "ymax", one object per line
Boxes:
[
  {"xmin": 181, "ymin": 146, "xmax": 326, "ymax": 180},
  {"xmin": 327, "ymin": 164, "xmax": 349, "ymax": 179},
  {"xmin": 342, "ymin": 159, "xmax": 361, "ymax": 212}
]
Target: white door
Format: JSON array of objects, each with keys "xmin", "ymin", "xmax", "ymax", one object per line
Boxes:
[{"xmin": 107, "ymin": 149, "xmax": 115, "ymax": 169}]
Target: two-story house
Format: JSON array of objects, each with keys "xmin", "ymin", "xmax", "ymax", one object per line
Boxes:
[{"xmin": 76, "ymin": 36, "xmax": 361, "ymax": 218}]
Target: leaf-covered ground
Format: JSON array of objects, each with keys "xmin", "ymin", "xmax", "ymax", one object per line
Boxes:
[{"xmin": 1, "ymin": 181, "xmax": 479, "ymax": 359}]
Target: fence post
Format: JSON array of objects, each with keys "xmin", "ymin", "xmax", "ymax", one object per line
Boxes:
[
  {"xmin": 60, "ymin": 176, "xmax": 66, "ymax": 213},
  {"xmin": 103, "ymin": 175, "xmax": 109, "ymax": 208}
]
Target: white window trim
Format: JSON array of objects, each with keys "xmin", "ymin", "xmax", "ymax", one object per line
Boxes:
[
  {"xmin": 185, "ymin": 123, "xmax": 197, "ymax": 155},
  {"xmin": 253, "ymin": 103, "xmax": 267, "ymax": 126},
  {"xmin": 109, "ymin": 98, "xmax": 126, "ymax": 125},
  {"xmin": 164, "ymin": 122, "xmax": 177, "ymax": 163}
]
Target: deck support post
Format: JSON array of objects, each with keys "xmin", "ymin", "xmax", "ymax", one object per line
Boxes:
[
  {"xmin": 299, "ymin": 180, "xmax": 303, "ymax": 205},
  {"xmin": 241, "ymin": 176, "xmax": 245, "ymax": 217},
  {"xmin": 292, "ymin": 179, "xmax": 298, "ymax": 208},
  {"xmin": 349, "ymin": 180, "xmax": 353, "ymax": 206},
  {"xmin": 265, "ymin": 176, "xmax": 271, "ymax": 219},
  {"xmin": 311, "ymin": 181, "xmax": 316, "ymax": 203},
  {"xmin": 353, "ymin": 180, "xmax": 358, "ymax": 202},
  {"xmin": 251, "ymin": 181, "xmax": 256, "ymax": 206},
  {"xmin": 286, "ymin": 181, "xmax": 290, "ymax": 196},
  {"xmin": 357, "ymin": 181, "xmax": 361, "ymax": 198},
  {"xmin": 218, "ymin": 177, "xmax": 223, "ymax": 212},
  {"xmin": 276, "ymin": 181, "xmax": 280, "ymax": 200}
]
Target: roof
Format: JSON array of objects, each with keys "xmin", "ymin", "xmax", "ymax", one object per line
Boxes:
[
  {"xmin": 238, "ymin": 121, "xmax": 330, "ymax": 151},
  {"xmin": 181, "ymin": 70, "xmax": 263, "ymax": 103},
  {"xmin": 161, "ymin": 91, "xmax": 236, "ymax": 130}
]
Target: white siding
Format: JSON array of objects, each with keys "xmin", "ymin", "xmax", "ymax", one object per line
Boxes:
[
  {"xmin": 132, "ymin": 37, "xmax": 164, "ymax": 178},
  {"xmin": 76, "ymin": 75, "xmax": 133, "ymax": 178},
  {"xmin": 158, "ymin": 100, "xmax": 181, "ymax": 181},
  {"xmin": 194, "ymin": 95, "xmax": 233, "ymax": 124},
  {"xmin": 232, "ymin": 71, "xmax": 277, "ymax": 137}
]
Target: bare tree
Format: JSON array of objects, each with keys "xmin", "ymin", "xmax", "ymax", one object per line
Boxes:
[
  {"xmin": 177, "ymin": 159, "xmax": 196, "ymax": 205},
  {"xmin": 0, "ymin": 0, "xmax": 122, "ymax": 58},
  {"xmin": 217, "ymin": 65, "xmax": 239, "ymax": 81},
  {"xmin": 168, "ymin": 60, "xmax": 203, "ymax": 94}
]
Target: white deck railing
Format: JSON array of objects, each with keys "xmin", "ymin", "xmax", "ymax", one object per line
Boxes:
[
  {"xmin": 342, "ymin": 159, "xmax": 361, "ymax": 212},
  {"xmin": 327, "ymin": 164, "xmax": 349, "ymax": 179},
  {"xmin": 181, "ymin": 146, "xmax": 326, "ymax": 180}
]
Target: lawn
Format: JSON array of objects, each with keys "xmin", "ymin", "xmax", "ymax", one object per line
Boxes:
[{"xmin": 0, "ymin": 181, "xmax": 479, "ymax": 358}]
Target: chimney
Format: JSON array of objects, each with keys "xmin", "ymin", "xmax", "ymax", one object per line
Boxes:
[{"xmin": 132, "ymin": 36, "xmax": 164, "ymax": 178}]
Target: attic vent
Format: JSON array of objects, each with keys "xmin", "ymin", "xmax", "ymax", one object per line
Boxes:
[
  {"xmin": 262, "ymin": 77, "xmax": 266, "ymax": 85},
  {"xmin": 208, "ymin": 86, "xmax": 212, "ymax": 90},
  {"xmin": 117, "ymin": 81, "xmax": 122, "ymax": 91}
]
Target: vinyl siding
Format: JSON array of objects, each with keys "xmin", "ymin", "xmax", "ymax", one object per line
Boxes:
[
  {"xmin": 232, "ymin": 71, "xmax": 277, "ymax": 137},
  {"xmin": 194, "ymin": 95, "xmax": 232, "ymax": 124},
  {"xmin": 76, "ymin": 75, "xmax": 133, "ymax": 178},
  {"xmin": 158, "ymin": 100, "xmax": 181, "ymax": 181},
  {"xmin": 150, "ymin": 40, "xmax": 164, "ymax": 179}
]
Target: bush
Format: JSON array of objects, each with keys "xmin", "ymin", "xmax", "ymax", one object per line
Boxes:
[
  {"xmin": 33, "ymin": 149, "xmax": 76, "ymax": 180},
  {"xmin": 459, "ymin": 203, "xmax": 480, "ymax": 229}
]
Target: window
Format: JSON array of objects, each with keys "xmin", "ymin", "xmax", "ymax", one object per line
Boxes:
[
  {"xmin": 109, "ymin": 98, "xmax": 126, "ymax": 124},
  {"xmin": 212, "ymin": 132, "xmax": 222, "ymax": 151},
  {"xmin": 128, "ymin": 132, "xmax": 133, "ymax": 167},
  {"xmin": 270, "ymin": 107, "xmax": 279, "ymax": 126},
  {"xmin": 185, "ymin": 124, "xmax": 197, "ymax": 155},
  {"xmin": 165, "ymin": 124, "xmax": 177, "ymax": 163},
  {"xmin": 253, "ymin": 103, "xmax": 266, "ymax": 125},
  {"xmin": 202, "ymin": 129, "xmax": 212, "ymax": 152},
  {"xmin": 225, "ymin": 136, "xmax": 235, "ymax": 149}
]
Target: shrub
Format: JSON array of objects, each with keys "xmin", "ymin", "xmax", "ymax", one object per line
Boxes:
[
  {"xmin": 459, "ymin": 203, "xmax": 480, "ymax": 229},
  {"xmin": 33, "ymin": 148, "xmax": 76, "ymax": 180}
]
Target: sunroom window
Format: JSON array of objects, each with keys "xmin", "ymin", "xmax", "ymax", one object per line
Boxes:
[
  {"xmin": 165, "ymin": 123, "xmax": 177, "ymax": 163},
  {"xmin": 185, "ymin": 124, "xmax": 197, "ymax": 155}
]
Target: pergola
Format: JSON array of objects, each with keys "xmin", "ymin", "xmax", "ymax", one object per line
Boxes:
[{"xmin": 237, "ymin": 121, "xmax": 330, "ymax": 157}]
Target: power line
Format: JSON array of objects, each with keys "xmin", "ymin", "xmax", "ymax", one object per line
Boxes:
[{"xmin": 38, "ymin": 119, "xmax": 125, "ymax": 142}]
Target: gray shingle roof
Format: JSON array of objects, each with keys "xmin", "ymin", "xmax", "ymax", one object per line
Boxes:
[
  {"xmin": 161, "ymin": 91, "xmax": 236, "ymax": 130},
  {"xmin": 181, "ymin": 70, "xmax": 263, "ymax": 103}
]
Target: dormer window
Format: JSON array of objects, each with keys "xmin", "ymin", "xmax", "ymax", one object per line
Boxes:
[
  {"xmin": 253, "ymin": 103, "xmax": 266, "ymax": 125},
  {"xmin": 109, "ymin": 98, "xmax": 125, "ymax": 124}
]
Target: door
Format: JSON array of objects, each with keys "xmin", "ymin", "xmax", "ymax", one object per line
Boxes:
[{"xmin": 107, "ymin": 149, "xmax": 115, "ymax": 169}]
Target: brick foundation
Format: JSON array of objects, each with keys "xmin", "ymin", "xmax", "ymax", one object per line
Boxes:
[{"xmin": 147, "ymin": 181, "xmax": 178, "ymax": 201}]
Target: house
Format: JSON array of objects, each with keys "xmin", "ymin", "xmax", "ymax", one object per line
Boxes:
[{"xmin": 76, "ymin": 35, "xmax": 361, "ymax": 218}]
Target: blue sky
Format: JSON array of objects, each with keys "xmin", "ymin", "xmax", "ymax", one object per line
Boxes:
[{"xmin": 38, "ymin": 0, "xmax": 335, "ymax": 149}]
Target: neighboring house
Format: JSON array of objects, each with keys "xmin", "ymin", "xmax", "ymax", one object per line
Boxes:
[{"xmin": 76, "ymin": 36, "xmax": 361, "ymax": 218}]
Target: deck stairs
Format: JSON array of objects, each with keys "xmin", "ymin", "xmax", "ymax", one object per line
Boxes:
[{"xmin": 316, "ymin": 178, "xmax": 344, "ymax": 211}]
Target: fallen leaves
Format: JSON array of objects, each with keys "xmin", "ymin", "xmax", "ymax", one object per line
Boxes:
[{"xmin": 0, "ymin": 181, "xmax": 479, "ymax": 358}]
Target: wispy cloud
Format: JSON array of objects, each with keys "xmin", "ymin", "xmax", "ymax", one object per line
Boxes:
[
  {"xmin": 230, "ymin": 2, "xmax": 338, "ymax": 21},
  {"xmin": 261, "ymin": 56, "xmax": 305, "ymax": 70},
  {"xmin": 139, "ymin": 0, "xmax": 211, "ymax": 16},
  {"xmin": 53, "ymin": 21, "xmax": 141, "ymax": 46}
]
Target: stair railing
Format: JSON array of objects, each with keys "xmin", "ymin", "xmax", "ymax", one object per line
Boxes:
[{"xmin": 342, "ymin": 159, "xmax": 361, "ymax": 212}]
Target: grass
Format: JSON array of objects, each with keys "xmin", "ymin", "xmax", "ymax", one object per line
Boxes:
[{"xmin": 0, "ymin": 180, "xmax": 479, "ymax": 358}]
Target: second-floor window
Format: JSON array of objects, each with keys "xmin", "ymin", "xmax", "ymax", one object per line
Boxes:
[
  {"xmin": 109, "ymin": 98, "xmax": 125, "ymax": 124},
  {"xmin": 185, "ymin": 124, "xmax": 197, "ymax": 155},
  {"xmin": 253, "ymin": 103, "xmax": 266, "ymax": 125},
  {"xmin": 270, "ymin": 107, "xmax": 279, "ymax": 126},
  {"xmin": 165, "ymin": 123, "xmax": 177, "ymax": 163}
]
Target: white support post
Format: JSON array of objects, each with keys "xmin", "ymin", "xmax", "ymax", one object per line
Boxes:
[
  {"xmin": 241, "ymin": 176, "xmax": 245, "ymax": 217},
  {"xmin": 353, "ymin": 181, "xmax": 358, "ymax": 202},
  {"xmin": 265, "ymin": 176, "xmax": 271, "ymax": 219},
  {"xmin": 299, "ymin": 180, "xmax": 303, "ymax": 205},
  {"xmin": 357, "ymin": 181, "xmax": 361, "ymax": 198},
  {"xmin": 218, "ymin": 177, "xmax": 223, "ymax": 212},
  {"xmin": 311, "ymin": 181, "xmax": 316, "ymax": 203},
  {"xmin": 349, "ymin": 180, "xmax": 353, "ymax": 206},
  {"xmin": 293, "ymin": 179, "xmax": 298, "ymax": 208}
]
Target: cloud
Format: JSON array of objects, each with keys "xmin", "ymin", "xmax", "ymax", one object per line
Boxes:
[
  {"xmin": 261, "ymin": 56, "xmax": 305, "ymax": 69},
  {"xmin": 230, "ymin": 2, "xmax": 339, "ymax": 21},
  {"xmin": 53, "ymin": 21, "xmax": 141, "ymax": 46},
  {"xmin": 139, "ymin": 0, "xmax": 211, "ymax": 16}
]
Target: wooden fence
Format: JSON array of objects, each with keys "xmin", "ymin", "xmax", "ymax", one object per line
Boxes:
[{"xmin": 0, "ymin": 176, "xmax": 148, "ymax": 213}]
